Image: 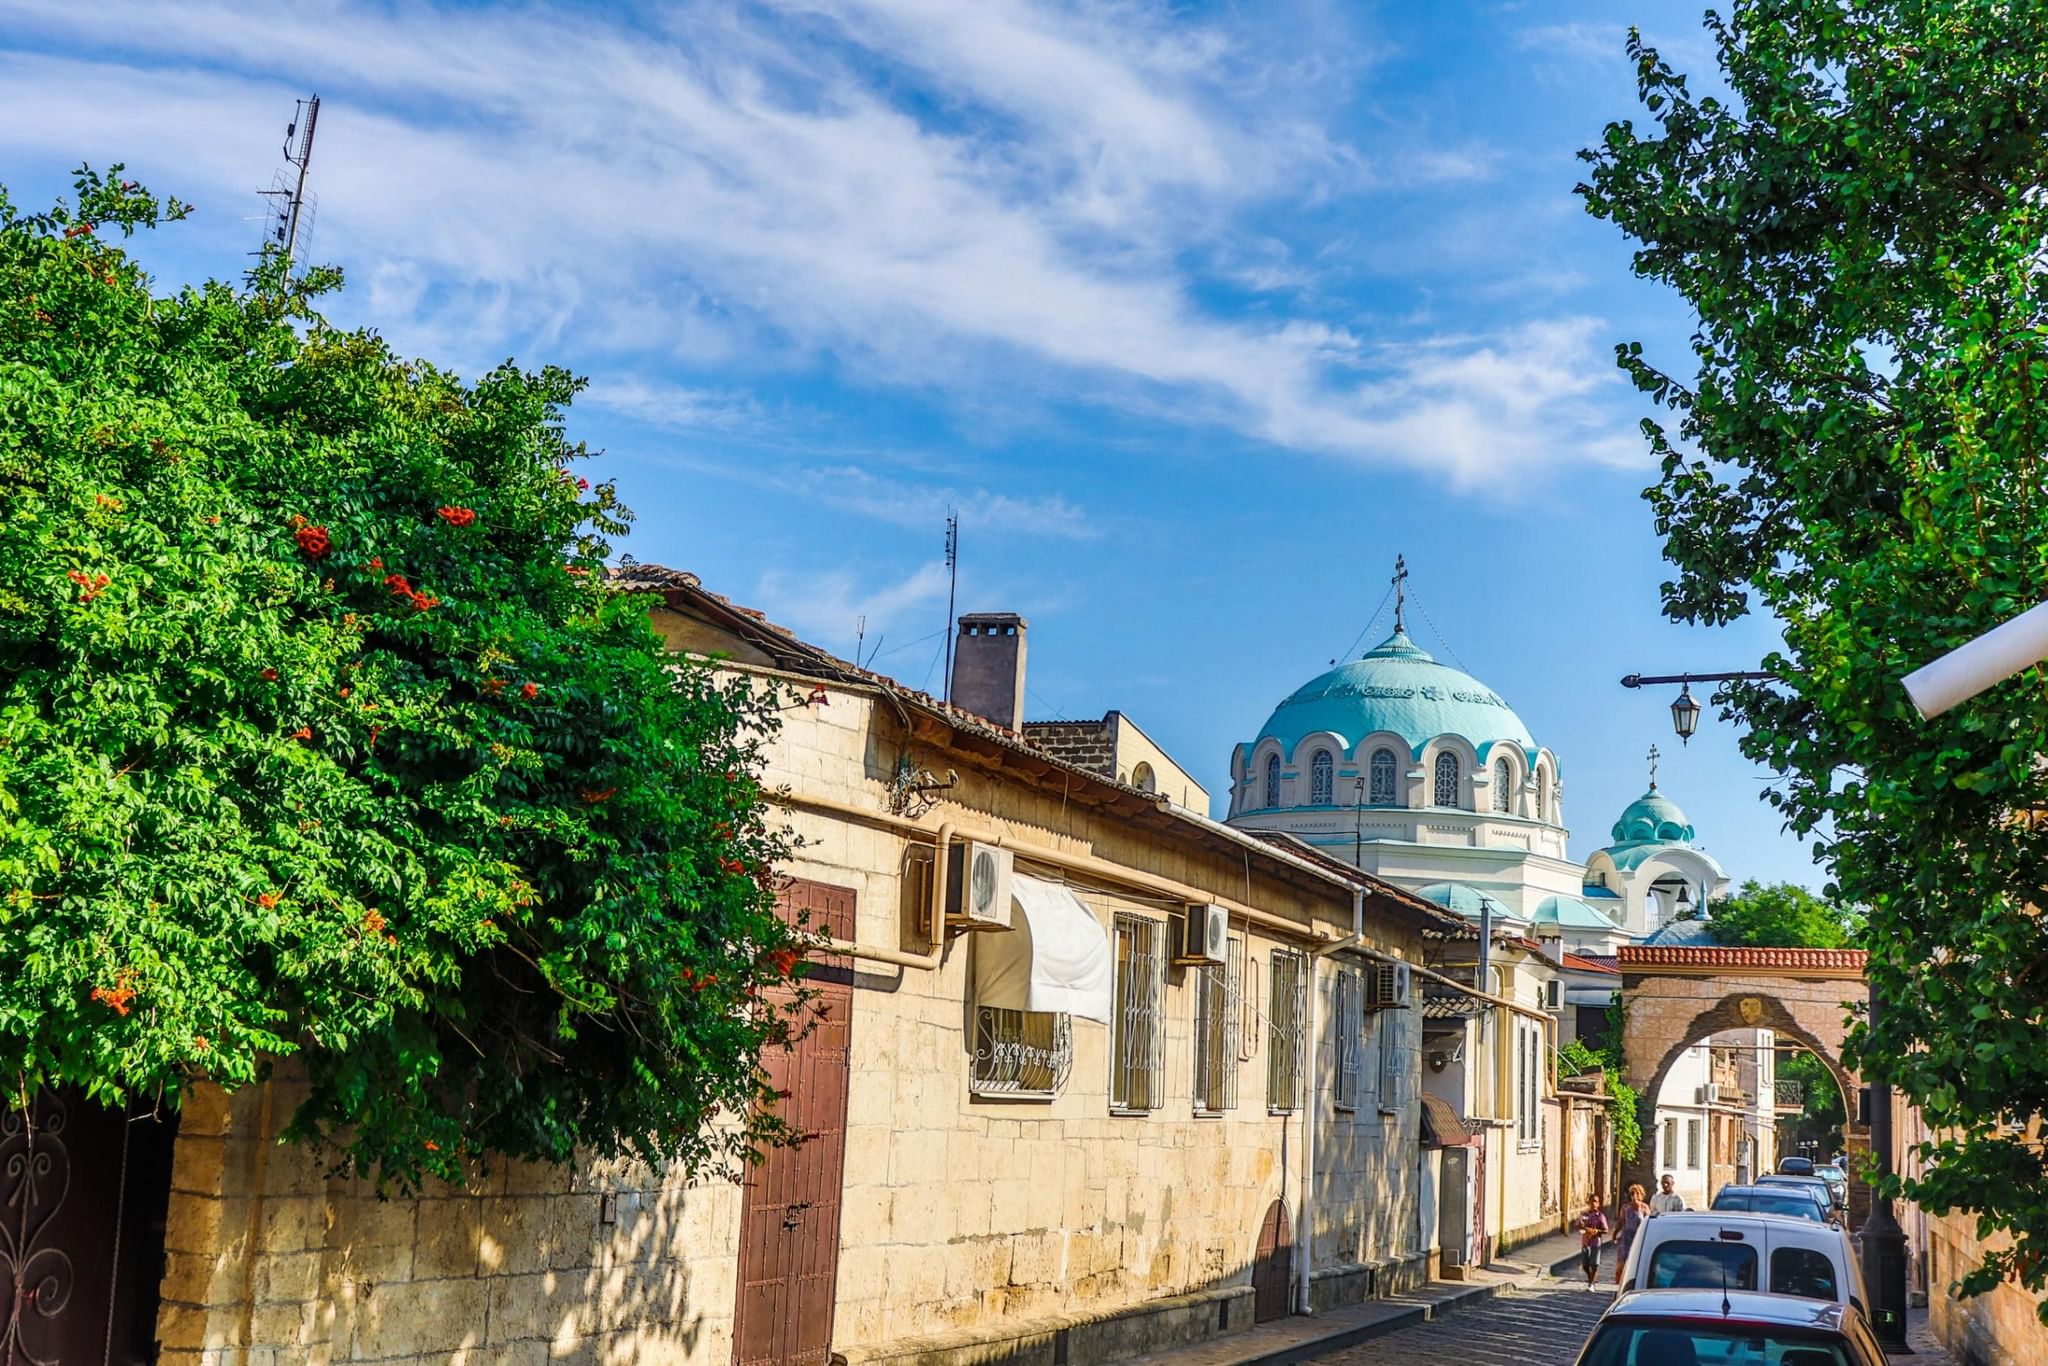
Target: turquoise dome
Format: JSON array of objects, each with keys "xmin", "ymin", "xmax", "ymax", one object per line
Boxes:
[
  {"xmin": 1610, "ymin": 785, "xmax": 1694, "ymax": 846},
  {"xmin": 1415, "ymin": 882, "xmax": 1517, "ymax": 921},
  {"xmin": 1255, "ymin": 631, "xmax": 1536, "ymax": 757},
  {"xmin": 1534, "ymin": 895, "xmax": 1621, "ymax": 931}
]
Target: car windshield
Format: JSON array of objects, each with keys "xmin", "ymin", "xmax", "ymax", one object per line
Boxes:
[
  {"xmin": 1580, "ymin": 1322, "xmax": 1851, "ymax": 1365},
  {"xmin": 1645, "ymin": 1241, "xmax": 1758, "ymax": 1291},
  {"xmin": 1712, "ymin": 1191, "xmax": 1826, "ymax": 1222}
]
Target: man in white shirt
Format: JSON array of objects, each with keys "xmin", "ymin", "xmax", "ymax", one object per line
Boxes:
[{"xmin": 1649, "ymin": 1173, "xmax": 1687, "ymax": 1214}]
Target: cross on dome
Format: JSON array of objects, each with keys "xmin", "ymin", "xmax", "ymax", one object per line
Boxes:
[{"xmin": 1647, "ymin": 743, "xmax": 1660, "ymax": 790}]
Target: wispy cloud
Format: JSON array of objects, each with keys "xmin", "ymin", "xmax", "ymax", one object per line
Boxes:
[
  {"xmin": 752, "ymin": 559, "xmax": 951, "ymax": 660},
  {"xmin": 804, "ymin": 465, "xmax": 1098, "ymax": 540},
  {"xmin": 0, "ymin": 0, "xmax": 1635, "ymax": 483},
  {"xmin": 582, "ymin": 378, "xmax": 760, "ymax": 432}
]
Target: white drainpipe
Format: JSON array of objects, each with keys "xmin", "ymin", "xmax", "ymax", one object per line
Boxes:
[{"xmin": 1298, "ymin": 884, "xmax": 1366, "ymax": 1315}]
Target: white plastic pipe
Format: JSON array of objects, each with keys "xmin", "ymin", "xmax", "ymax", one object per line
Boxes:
[{"xmin": 1903, "ymin": 599, "xmax": 2048, "ymax": 719}]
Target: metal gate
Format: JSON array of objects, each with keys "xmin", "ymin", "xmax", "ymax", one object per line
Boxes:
[
  {"xmin": 1438, "ymin": 1146, "xmax": 1470, "ymax": 1269},
  {"xmin": 734, "ymin": 880, "xmax": 856, "ymax": 1366},
  {"xmin": 1251, "ymin": 1199, "xmax": 1292, "ymax": 1322},
  {"xmin": 2, "ymin": 1088, "xmax": 178, "ymax": 1365}
]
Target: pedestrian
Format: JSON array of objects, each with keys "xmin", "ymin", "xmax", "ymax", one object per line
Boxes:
[
  {"xmin": 1570, "ymin": 1192, "xmax": 1610, "ymax": 1287},
  {"xmin": 1613, "ymin": 1183, "xmax": 1651, "ymax": 1286},
  {"xmin": 1649, "ymin": 1173, "xmax": 1686, "ymax": 1214}
]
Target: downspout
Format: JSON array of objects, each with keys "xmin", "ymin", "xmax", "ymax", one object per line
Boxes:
[
  {"xmin": 1297, "ymin": 884, "xmax": 1366, "ymax": 1316},
  {"xmin": 803, "ymin": 821, "xmax": 953, "ymax": 971}
]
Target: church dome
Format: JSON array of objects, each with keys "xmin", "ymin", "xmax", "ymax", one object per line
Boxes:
[
  {"xmin": 1415, "ymin": 882, "xmax": 1517, "ymax": 921},
  {"xmin": 1610, "ymin": 785, "xmax": 1694, "ymax": 846},
  {"xmin": 1254, "ymin": 630, "xmax": 1536, "ymax": 757}
]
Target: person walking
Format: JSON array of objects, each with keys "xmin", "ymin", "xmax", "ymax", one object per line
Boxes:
[
  {"xmin": 1613, "ymin": 1183, "xmax": 1652, "ymax": 1285},
  {"xmin": 1571, "ymin": 1192, "xmax": 1611, "ymax": 1287},
  {"xmin": 1649, "ymin": 1173, "xmax": 1687, "ymax": 1214}
]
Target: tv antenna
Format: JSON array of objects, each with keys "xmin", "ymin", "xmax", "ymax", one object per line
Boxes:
[
  {"xmin": 258, "ymin": 95, "xmax": 321, "ymax": 273},
  {"xmin": 941, "ymin": 511, "xmax": 959, "ymax": 704}
]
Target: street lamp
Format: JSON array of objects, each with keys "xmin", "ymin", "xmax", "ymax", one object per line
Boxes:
[{"xmin": 1671, "ymin": 682, "xmax": 1701, "ymax": 745}]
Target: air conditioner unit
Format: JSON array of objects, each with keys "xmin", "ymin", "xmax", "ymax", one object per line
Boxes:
[
  {"xmin": 1172, "ymin": 903, "xmax": 1228, "ymax": 966},
  {"xmin": 1369, "ymin": 961, "xmax": 1413, "ymax": 1009},
  {"xmin": 1543, "ymin": 979, "xmax": 1563, "ymax": 1011},
  {"xmin": 945, "ymin": 841, "xmax": 1014, "ymax": 929},
  {"xmin": 1706, "ymin": 1083, "xmax": 1723, "ymax": 1104}
]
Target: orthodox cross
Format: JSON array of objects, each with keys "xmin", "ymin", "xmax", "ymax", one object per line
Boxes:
[
  {"xmin": 1647, "ymin": 743, "xmax": 1661, "ymax": 789},
  {"xmin": 1391, "ymin": 554, "xmax": 1408, "ymax": 634}
]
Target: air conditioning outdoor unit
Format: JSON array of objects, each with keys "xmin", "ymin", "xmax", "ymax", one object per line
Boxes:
[
  {"xmin": 1543, "ymin": 979, "xmax": 1563, "ymax": 1011},
  {"xmin": 945, "ymin": 841, "xmax": 1015, "ymax": 929},
  {"xmin": 1369, "ymin": 961, "xmax": 1413, "ymax": 1009},
  {"xmin": 1706, "ymin": 1083, "xmax": 1723, "ymax": 1104},
  {"xmin": 1172, "ymin": 903, "xmax": 1229, "ymax": 966}
]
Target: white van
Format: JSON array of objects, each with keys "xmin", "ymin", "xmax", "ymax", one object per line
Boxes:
[{"xmin": 1619, "ymin": 1210, "xmax": 1868, "ymax": 1312}]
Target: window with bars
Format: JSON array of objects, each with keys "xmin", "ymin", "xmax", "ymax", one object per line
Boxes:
[
  {"xmin": 1309, "ymin": 750, "xmax": 1334, "ymax": 805},
  {"xmin": 972, "ymin": 1007, "xmax": 1074, "ymax": 1098},
  {"xmin": 1111, "ymin": 914, "xmax": 1166, "ymax": 1112},
  {"xmin": 1263, "ymin": 753, "xmax": 1281, "ymax": 808},
  {"xmin": 1267, "ymin": 950, "xmax": 1307, "ymax": 1112},
  {"xmin": 1663, "ymin": 1116, "xmax": 1679, "ymax": 1169},
  {"xmin": 1493, "ymin": 757, "xmax": 1514, "ymax": 813},
  {"xmin": 1687, "ymin": 1117, "xmax": 1703, "ymax": 1169},
  {"xmin": 1433, "ymin": 751, "xmax": 1461, "ymax": 807},
  {"xmin": 1193, "ymin": 937, "xmax": 1244, "ymax": 1114},
  {"xmin": 1369, "ymin": 748, "xmax": 1397, "ymax": 805},
  {"xmin": 1376, "ymin": 1006, "xmax": 1403, "ymax": 1109},
  {"xmin": 1334, "ymin": 969, "xmax": 1363, "ymax": 1112},
  {"xmin": 1518, "ymin": 1021, "xmax": 1541, "ymax": 1145}
]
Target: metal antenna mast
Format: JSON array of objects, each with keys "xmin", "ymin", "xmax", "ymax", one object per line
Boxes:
[
  {"xmin": 941, "ymin": 511, "xmax": 959, "ymax": 704},
  {"xmin": 260, "ymin": 95, "xmax": 321, "ymax": 272}
]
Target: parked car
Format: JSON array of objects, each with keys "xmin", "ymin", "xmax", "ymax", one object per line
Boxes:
[
  {"xmin": 1758, "ymin": 1173, "xmax": 1840, "ymax": 1218},
  {"xmin": 1778, "ymin": 1155, "xmax": 1817, "ymax": 1175},
  {"xmin": 1711, "ymin": 1183, "xmax": 1831, "ymax": 1223},
  {"xmin": 1815, "ymin": 1163, "xmax": 1850, "ymax": 1208},
  {"xmin": 1617, "ymin": 1210, "xmax": 1868, "ymax": 1312},
  {"xmin": 1571, "ymin": 1290, "xmax": 1889, "ymax": 1366}
]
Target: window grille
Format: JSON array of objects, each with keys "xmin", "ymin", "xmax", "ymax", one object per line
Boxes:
[
  {"xmin": 1515, "ymin": 1026, "xmax": 1528, "ymax": 1140},
  {"xmin": 1376, "ymin": 1006, "xmax": 1402, "ymax": 1108},
  {"xmin": 1535, "ymin": 775, "xmax": 1548, "ymax": 821},
  {"xmin": 1263, "ymin": 753, "xmax": 1281, "ymax": 809},
  {"xmin": 1663, "ymin": 1116, "xmax": 1679, "ymax": 1168},
  {"xmin": 1111, "ymin": 914, "xmax": 1166, "ymax": 1112},
  {"xmin": 1267, "ymin": 950, "xmax": 1306, "ymax": 1112},
  {"xmin": 1308, "ymin": 750, "xmax": 1334, "ymax": 805},
  {"xmin": 1433, "ymin": 751, "xmax": 1460, "ymax": 807},
  {"xmin": 1493, "ymin": 758, "xmax": 1513, "ymax": 813},
  {"xmin": 1193, "ymin": 937, "xmax": 1243, "ymax": 1114},
  {"xmin": 1334, "ymin": 969, "xmax": 1362, "ymax": 1111},
  {"xmin": 1687, "ymin": 1117, "xmax": 1703, "ymax": 1169},
  {"xmin": 1369, "ymin": 748, "xmax": 1397, "ymax": 805},
  {"xmin": 972, "ymin": 1007, "xmax": 1073, "ymax": 1098}
]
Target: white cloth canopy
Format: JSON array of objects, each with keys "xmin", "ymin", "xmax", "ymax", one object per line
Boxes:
[{"xmin": 973, "ymin": 874, "xmax": 1113, "ymax": 1023}]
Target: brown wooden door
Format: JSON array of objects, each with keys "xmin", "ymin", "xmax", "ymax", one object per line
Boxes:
[
  {"xmin": 1, "ymin": 1088, "xmax": 178, "ymax": 1365},
  {"xmin": 1251, "ymin": 1198, "xmax": 1292, "ymax": 1322},
  {"xmin": 734, "ymin": 880, "xmax": 856, "ymax": 1366}
]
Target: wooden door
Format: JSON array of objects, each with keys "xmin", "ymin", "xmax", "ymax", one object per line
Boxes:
[
  {"xmin": 1251, "ymin": 1199, "xmax": 1292, "ymax": 1322},
  {"xmin": 734, "ymin": 880, "xmax": 856, "ymax": 1366},
  {"xmin": 1438, "ymin": 1146, "xmax": 1470, "ymax": 1268},
  {"xmin": 2, "ymin": 1088, "xmax": 178, "ymax": 1366}
]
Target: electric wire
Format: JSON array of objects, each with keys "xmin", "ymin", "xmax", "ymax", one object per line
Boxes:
[{"xmin": 1332, "ymin": 581, "xmax": 1396, "ymax": 666}]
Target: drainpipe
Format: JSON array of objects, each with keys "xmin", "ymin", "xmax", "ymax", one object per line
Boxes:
[
  {"xmin": 804, "ymin": 821, "xmax": 953, "ymax": 971},
  {"xmin": 1298, "ymin": 884, "xmax": 1367, "ymax": 1315}
]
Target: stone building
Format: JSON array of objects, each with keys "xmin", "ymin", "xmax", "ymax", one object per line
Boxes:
[{"xmin": 123, "ymin": 569, "xmax": 1487, "ymax": 1366}]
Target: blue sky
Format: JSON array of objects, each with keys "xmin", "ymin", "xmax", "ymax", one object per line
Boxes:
[{"xmin": 0, "ymin": 0, "xmax": 1820, "ymax": 887}]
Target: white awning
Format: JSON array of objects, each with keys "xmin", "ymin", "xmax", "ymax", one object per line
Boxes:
[{"xmin": 973, "ymin": 874, "xmax": 1113, "ymax": 1024}]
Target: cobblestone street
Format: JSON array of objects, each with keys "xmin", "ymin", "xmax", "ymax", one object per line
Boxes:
[{"xmin": 1294, "ymin": 1282, "xmax": 1613, "ymax": 1366}]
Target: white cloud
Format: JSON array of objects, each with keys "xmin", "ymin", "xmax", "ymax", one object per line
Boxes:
[
  {"xmin": 803, "ymin": 464, "xmax": 1097, "ymax": 540},
  {"xmin": 582, "ymin": 378, "xmax": 759, "ymax": 431},
  {"xmin": 752, "ymin": 559, "xmax": 951, "ymax": 659},
  {"xmin": 0, "ymin": 0, "xmax": 1634, "ymax": 484}
]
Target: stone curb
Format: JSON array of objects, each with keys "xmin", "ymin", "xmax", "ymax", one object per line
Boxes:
[{"xmin": 1215, "ymin": 1282, "xmax": 1510, "ymax": 1366}]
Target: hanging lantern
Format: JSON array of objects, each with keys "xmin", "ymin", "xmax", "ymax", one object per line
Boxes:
[{"xmin": 1671, "ymin": 681, "xmax": 1702, "ymax": 744}]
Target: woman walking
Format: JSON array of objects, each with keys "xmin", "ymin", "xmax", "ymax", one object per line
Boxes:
[
  {"xmin": 1570, "ymin": 1192, "xmax": 1610, "ymax": 1287},
  {"xmin": 1613, "ymin": 1183, "xmax": 1652, "ymax": 1286}
]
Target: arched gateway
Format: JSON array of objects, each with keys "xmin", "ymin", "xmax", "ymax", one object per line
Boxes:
[{"xmin": 1617, "ymin": 945, "xmax": 1870, "ymax": 1217}]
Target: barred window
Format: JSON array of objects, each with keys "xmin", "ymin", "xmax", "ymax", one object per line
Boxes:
[
  {"xmin": 1433, "ymin": 751, "xmax": 1460, "ymax": 807},
  {"xmin": 1309, "ymin": 750, "xmax": 1334, "ymax": 805},
  {"xmin": 1369, "ymin": 748, "xmax": 1397, "ymax": 805},
  {"xmin": 1663, "ymin": 1116, "xmax": 1679, "ymax": 1168},
  {"xmin": 1193, "ymin": 937, "xmax": 1244, "ymax": 1114},
  {"xmin": 1111, "ymin": 914, "xmax": 1166, "ymax": 1112},
  {"xmin": 1519, "ymin": 1021, "xmax": 1541, "ymax": 1144},
  {"xmin": 972, "ymin": 1008, "xmax": 1073, "ymax": 1098},
  {"xmin": 1376, "ymin": 1006, "xmax": 1402, "ymax": 1108},
  {"xmin": 1267, "ymin": 950, "xmax": 1307, "ymax": 1112},
  {"xmin": 1493, "ymin": 757, "xmax": 1514, "ymax": 813},
  {"xmin": 1263, "ymin": 753, "xmax": 1281, "ymax": 809},
  {"xmin": 1687, "ymin": 1117, "xmax": 1703, "ymax": 1169},
  {"xmin": 1334, "ymin": 969, "xmax": 1363, "ymax": 1112}
]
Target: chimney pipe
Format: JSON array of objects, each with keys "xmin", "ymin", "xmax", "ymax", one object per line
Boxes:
[{"xmin": 949, "ymin": 613, "xmax": 1028, "ymax": 729}]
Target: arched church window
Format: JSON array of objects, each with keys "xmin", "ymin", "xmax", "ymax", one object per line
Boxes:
[
  {"xmin": 1264, "ymin": 753, "xmax": 1281, "ymax": 808},
  {"xmin": 1493, "ymin": 758, "xmax": 1513, "ymax": 813},
  {"xmin": 1433, "ymin": 752, "xmax": 1460, "ymax": 808},
  {"xmin": 1369, "ymin": 749, "xmax": 1397, "ymax": 805},
  {"xmin": 1309, "ymin": 750, "xmax": 1333, "ymax": 805},
  {"xmin": 1536, "ymin": 775, "xmax": 1548, "ymax": 821},
  {"xmin": 1132, "ymin": 761, "xmax": 1156, "ymax": 794}
]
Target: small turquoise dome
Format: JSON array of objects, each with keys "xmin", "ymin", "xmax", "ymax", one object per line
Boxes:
[
  {"xmin": 1255, "ymin": 631, "xmax": 1536, "ymax": 758},
  {"xmin": 1534, "ymin": 895, "xmax": 1621, "ymax": 931},
  {"xmin": 1415, "ymin": 882, "xmax": 1517, "ymax": 921},
  {"xmin": 1610, "ymin": 785, "xmax": 1694, "ymax": 846}
]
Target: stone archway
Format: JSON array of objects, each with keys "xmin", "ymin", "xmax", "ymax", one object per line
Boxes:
[{"xmin": 1616, "ymin": 946, "xmax": 1868, "ymax": 1217}]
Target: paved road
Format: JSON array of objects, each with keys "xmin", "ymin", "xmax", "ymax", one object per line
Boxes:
[{"xmin": 1302, "ymin": 1281, "xmax": 1614, "ymax": 1365}]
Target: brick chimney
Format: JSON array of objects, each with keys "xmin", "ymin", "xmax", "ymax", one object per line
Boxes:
[{"xmin": 949, "ymin": 613, "xmax": 1028, "ymax": 729}]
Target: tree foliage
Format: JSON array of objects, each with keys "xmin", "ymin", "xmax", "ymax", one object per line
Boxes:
[
  {"xmin": 0, "ymin": 169, "xmax": 804, "ymax": 1191},
  {"xmin": 1580, "ymin": 1, "xmax": 2048, "ymax": 1309},
  {"xmin": 1778, "ymin": 1049, "xmax": 1847, "ymax": 1159},
  {"xmin": 1560, "ymin": 1017, "xmax": 1643, "ymax": 1163},
  {"xmin": 1705, "ymin": 879, "xmax": 1859, "ymax": 949}
]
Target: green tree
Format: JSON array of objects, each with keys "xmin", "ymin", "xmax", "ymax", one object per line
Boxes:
[
  {"xmin": 1579, "ymin": 1, "xmax": 2048, "ymax": 1310},
  {"xmin": 1706, "ymin": 880, "xmax": 1858, "ymax": 949},
  {"xmin": 0, "ymin": 169, "xmax": 804, "ymax": 1192},
  {"xmin": 1778, "ymin": 1050, "xmax": 1846, "ymax": 1159}
]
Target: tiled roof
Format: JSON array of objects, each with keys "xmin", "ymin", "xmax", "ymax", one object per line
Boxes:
[
  {"xmin": 1420, "ymin": 1093, "xmax": 1471, "ymax": 1147},
  {"xmin": 1561, "ymin": 952, "xmax": 1620, "ymax": 975},
  {"xmin": 1422, "ymin": 992, "xmax": 1486, "ymax": 1019},
  {"xmin": 1616, "ymin": 945, "xmax": 1867, "ymax": 971}
]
